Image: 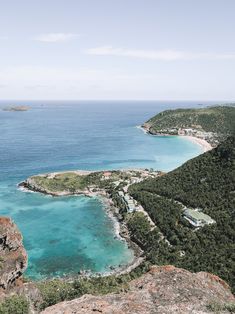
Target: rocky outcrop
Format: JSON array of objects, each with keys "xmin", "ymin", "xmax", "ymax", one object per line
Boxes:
[
  {"xmin": 41, "ymin": 265, "xmax": 235, "ymax": 314},
  {"xmin": 0, "ymin": 217, "xmax": 27, "ymax": 290}
]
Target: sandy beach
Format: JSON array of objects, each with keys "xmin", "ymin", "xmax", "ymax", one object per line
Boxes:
[
  {"xmin": 183, "ymin": 136, "xmax": 213, "ymax": 152},
  {"xmin": 139, "ymin": 124, "xmax": 213, "ymax": 153}
]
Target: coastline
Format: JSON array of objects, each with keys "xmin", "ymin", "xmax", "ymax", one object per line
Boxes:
[
  {"xmin": 182, "ymin": 135, "xmax": 213, "ymax": 152},
  {"xmin": 18, "ymin": 120, "xmax": 212, "ymax": 282},
  {"xmin": 97, "ymin": 194, "xmax": 144, "ymax": 276},
  {"xmin": 139, "ymin": 125, "xmax": 213, "ymax": 153}
]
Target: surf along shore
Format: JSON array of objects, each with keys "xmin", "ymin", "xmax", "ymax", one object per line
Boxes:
[{"xmin": 19, "ymin": 168, "xmax": 162, "ymax": 279}]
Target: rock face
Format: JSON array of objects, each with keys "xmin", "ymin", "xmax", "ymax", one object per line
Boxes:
[
  {"xmin": 0, "ymin": 217, "xmax": 27, "ymax": 290},
  {"xmin": 41, "ymin": 265, "xmax": 235, "ymax": 314}
]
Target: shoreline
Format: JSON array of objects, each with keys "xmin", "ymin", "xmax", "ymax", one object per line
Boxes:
[
  {"xmin": 139, "ymin": 125, "xmax": 213, "ymax": 153},
  {"xmin": 182, "ymin": 135, "xmax": 213, "ymax": 152}
]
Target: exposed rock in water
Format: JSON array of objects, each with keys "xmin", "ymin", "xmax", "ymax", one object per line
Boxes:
[
  {"xmin": 41, "ymin": 265, "xmax": 235, "ymax": 314},
  {"xmin": 0, "ymin": 217, "xmax": 28, "ymax": 291}
]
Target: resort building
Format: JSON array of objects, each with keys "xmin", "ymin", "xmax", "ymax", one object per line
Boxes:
[
  {"xmin": 184, "ymin": 208, "xmax": 215, "ymax": 227},
  {"xmin": 117, "ymin": 193, "xmax": 136, "ymax": 213},
  {"xmin": 126, "ymin": 199, "xmax": 135, "ymax": 212}
]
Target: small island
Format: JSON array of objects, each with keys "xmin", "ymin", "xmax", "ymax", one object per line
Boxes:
[{"xmin": 2, "ymin": 105, "xmax": 30, "ymax": 112}]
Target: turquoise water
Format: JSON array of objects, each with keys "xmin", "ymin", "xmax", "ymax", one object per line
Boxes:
[
  {"xmin": 5, "ymin": 192, "xmax": 131, "ymax": 279},
  {"xmin": 0, "ymin": 100, "xmax": 213, "ymax": 279}
]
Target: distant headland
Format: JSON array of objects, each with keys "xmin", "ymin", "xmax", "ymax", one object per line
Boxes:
[
  {"xmin": 141, "ymin": 105, "xmax": 235, "ymax": 149},
  {"xmin": 2, "ymin": 105, "xmax": 30, "ymax": 112}
]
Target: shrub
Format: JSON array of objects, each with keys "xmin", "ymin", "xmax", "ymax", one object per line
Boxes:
[{"xmin": 0, "ymin": 295, "xmax": 29, "ymax": 314}]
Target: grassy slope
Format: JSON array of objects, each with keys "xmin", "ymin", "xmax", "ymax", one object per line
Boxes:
[
  {"xmin": 32, "ymin": 172, "xmax": 101, "ymax": 192},
  {"xmin": 30, "ymin": 170, "xmax": 131, "ymax": 193}
]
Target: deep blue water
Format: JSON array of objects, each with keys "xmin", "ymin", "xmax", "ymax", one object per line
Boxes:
[{"xmin": 0, "ymin": 100, "xmax": 217, "ymax": 279}]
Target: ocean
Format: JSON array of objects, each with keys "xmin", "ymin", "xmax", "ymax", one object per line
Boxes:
[{"xmin": 0, "ymin": 100, "xmax": 216, "ymax": 279}]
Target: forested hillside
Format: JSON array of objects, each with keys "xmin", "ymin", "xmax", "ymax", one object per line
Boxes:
[
  {"xmin": 144, "ymin": 106, "xmax": 235, "ymax": 135},
  {"xmin": 129, "ymin": 137, "xmax": 235, "ymax": 292}
]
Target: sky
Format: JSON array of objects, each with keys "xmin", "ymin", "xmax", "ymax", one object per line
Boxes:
[{"xmin": 0, "ymin": 0, "xmax": 235, "ymax": 100}]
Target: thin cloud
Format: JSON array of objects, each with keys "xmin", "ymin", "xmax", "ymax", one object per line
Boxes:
[
  {"xmin": 24, "ymin": 84, "xmax": 54, "ymax": 90},
  {"xmin": 34, "ymin": 33, "xmax": 79, "ymax": 43},
  {"xmin": 86, "ymin": 46, "xmax": 235, "ymax": 61},
  {"xmin": 0, "ymin": 36, "xmax": 8, "ymax": 40}
]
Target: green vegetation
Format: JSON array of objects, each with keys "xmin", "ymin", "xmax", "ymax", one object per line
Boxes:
[
  {"xmin": 37, "ymin": 263, "xmax": 150, "ymax": 310},
  {"xmin": 126, "ymin": 212, "xmax": 178, "ymax": 265},
  {"xmin": 21, "ymin": 131, "xmax": 235, "ymax": 308},
  {"xmin": 129, "ymin": 137, "xmax": 235, "ymax": 292},
  {"xmin": 146, "ymin": 105, "xmax": 235, "ymax": 135},
  {"xmin": 0, "ymin": 295, "xmax": 29, "ymax": 314},
  {"xmin": 32, "ymin": 172, "xmax": 101, "ymax": 192},
  {"xmin": 207, "ymin": 302, "xmax": 235, "ymax": 313},
  {"xmin": 29, "ymin": 170, "xmax": 139, "ymax": 194}
]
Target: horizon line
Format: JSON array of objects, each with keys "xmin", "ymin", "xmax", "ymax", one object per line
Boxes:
[{"xmin": 0, "ymin": 99, "xmax": 234, "ymax": 102}]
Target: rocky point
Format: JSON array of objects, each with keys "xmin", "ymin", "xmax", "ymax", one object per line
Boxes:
[{"xmin": 0, "ymin": 217, "xmax": 27, "ymax": 292}]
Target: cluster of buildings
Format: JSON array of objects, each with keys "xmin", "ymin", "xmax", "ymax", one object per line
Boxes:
[
  {"xmin": 178, "ymin": 128, "xmax": 218, "ymax": 144},
  {"xmin": 102, "ymin": 169, "xmax": 160, "ymax": 187},
  {"xmin": 101, "ymin": 169, "xmax": 162, "ymax": 214},
  {"xmin": 154, "ymin": 127, "xmax": 219, "ymax": 146},
  {"xmin": 183, "ymin": 208, "xmax": 215, "ymax": 227}
]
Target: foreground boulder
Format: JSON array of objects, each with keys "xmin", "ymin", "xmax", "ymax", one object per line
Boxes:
[
  {"xmin": 0, "ymin": 217, "xmax": 27, "ymax": 291},
  {"xmin": 41, "ymin": 265, "xmax": 234, "ymax": 314}
]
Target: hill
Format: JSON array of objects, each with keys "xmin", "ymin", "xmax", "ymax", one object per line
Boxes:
[
  {"xmin": 143, "ymin": 106, "xmax": 235, "ymax": 144},
  {"xmin": 129, "ymin": 136, "xmax": 235, "ymax": 292}
]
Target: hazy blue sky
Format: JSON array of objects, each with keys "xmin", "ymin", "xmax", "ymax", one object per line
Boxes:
[{"xmin": 0, "ymin": 0, "xmax": 235, "ymax": 100}]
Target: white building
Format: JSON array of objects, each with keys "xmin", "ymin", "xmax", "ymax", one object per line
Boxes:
[{"xmin": 184, "ymin": 208, "xmax": 215, "ymax": 227}]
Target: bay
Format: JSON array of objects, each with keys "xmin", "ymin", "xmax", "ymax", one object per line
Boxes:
[{"xmin": 0, "ymin": 100, "xmax": 215, "ymax": 279}]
